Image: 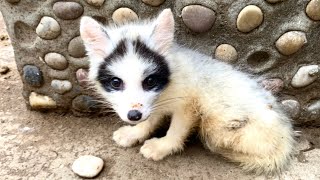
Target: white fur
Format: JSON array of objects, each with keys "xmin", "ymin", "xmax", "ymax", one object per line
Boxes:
[{"xmin": 80, "ymin": 9, "xmax": 296, "ymax": 175}]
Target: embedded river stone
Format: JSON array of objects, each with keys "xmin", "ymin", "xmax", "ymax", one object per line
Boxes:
[
  {"xmin": 53, "ymin": 2, "xmax": 84, "ymax": 20},
  {"xmin": 44, "ymin": 53, "xmax": 68, "ymax": 70},
  {"xmin": 142, "ymin": 0, "xmax": 165, "ymax": 6},
  {"xmin": 281, "ymin": 99, "xmax": 300, "ymax": 119},
  {"xmin": 76, "ymin": 69, "xmax": 89, "ymax": 86},
  {"xmin": 261, "ymin": 78, "xmax": 284, "ymax": 94},
  {"xmin": 68, "ymin": 36, "xmax": 86, "ymax": 58},
  {"xmin": 275, "ymin": 31, "xmax": 307, "ymax": 55},
  {"xmin": 51, "ymin": 80, "xmax": 73, "ymax": 94},
  {"xmin": 182, "ymin": 5, "xmax": 216, "ymax": 33},
  {"xmin": 215, "ymin": 44, "xmax": 238, "ymax": 63},
  {"xmin": 23, "ymin": 65, "xmax": 43, "ymax": 87},
  {"xmin": 306, "ymin": 0, "xmax": 320, "ymax": 21},
  {"xmin": 291, "ymin": 65, "xmax": 319, "ymax": 88},
  {"xmin": 112, "ymin": 8, "xmax": 138, "ymax": 24},
  {"xmin": 85, "ymin": 0, "xmax": 105, "ymax": 7},
  {"xmin": 72, "ymin": 155, "xmax": 104, "ymax": 178},
  {"xmin": 307, "ymin": 100, "xmax": 320, "ymax": 120},
  {"xmin": 29, "ymin": 92, "xmax": 57, "ymax": 109},
  {"xmin": 237, "ymin": 5, "xmax": 263, "ymax": 33},
  {"xmin": 72, "ymin": 95, "xmax": 99, "ymax": 112},
  {"xmin": 36, "ymin": 16, "xmax": 61, "ymax": 40}
]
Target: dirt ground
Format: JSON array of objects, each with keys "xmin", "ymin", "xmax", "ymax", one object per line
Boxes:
[{"xmin": 0, "ymin": 12, "xmax": 320, "ymax": 180}]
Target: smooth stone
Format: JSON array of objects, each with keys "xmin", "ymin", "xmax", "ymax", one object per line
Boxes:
[
  {"xmin": 291, "ymin": 65, "xmax": 318, "ymax": 88},
  {"xmin": 76, "ymin": 69, "xmax": 89, "ymax": 86},
  {"xmin": 215, "ymin": 44, "xmax": 238, "ymax": 63},
  {"xmin": 68, "ymin": 36, "xmax": 86, "ymax": 58},
  {"xmin": 72, "ymin": 155, "xmax": 104, "ymax": 178},
  {"xmin": 297, "ymin": 136, "xmax": 312, "ymax": 152},
  {"xmin": 237, "ymin": 5, "xmax": 263, "ymax": 33},
  {"xmin": 53, "ymin": 2, "xmax": 84, "ymax": 20},
  {"xmin": 0, "ymin": 65, "xmax": 10, "ymax": 74},
  {"xmin": 85, "ymin": 0, "xmax": 105, "ymax": 7},
  {"xmin": 275, "ymin": 31, "xmax": 307, "ymax": 55},
  {"xmin": 112, "ymin": 8, "xmax": 138, "ymax": 24},
  {"xmin": 261, "ymin": 78, "xmax": 284, "ymax": 94},
  {"xmin": 29, "ymin": 92, "xmax": 57, "ymax": 109},
  {"xmin": 306, "ymin": 0, "xmax": 320, "ymax": 21},
  {"xmin": 307, "ymin": 100, "xmax": 320, "ymax": 119},
  {"xmin": 142, "ymin": 0, "xmax": 165, "ymax": 6},
  {"xmin": 72, "ymin": 95, "xmax": 99, "ymax": 112},
  {"xmin": 48, "ymin": 69, "xmax": 70, "ymax": 80},
  {"xmin": 51, "ymin": 80, "xmax": 72, "ymax": 94},
  {"xmin": 23, "ymin": 65, "xmax": 43, "ymax": 87},
  {"xmin": 44, "ymin": 53, "xmax": 68, "ymax": 70},
  {"xmin": 265, "ymin": 0, "xmax": 286, "ymax": 3},
  {"xmin": 281, "ymin": 99, "xmax": 301, "ymax": 119},
  {"xmin": 182, "ymin": 5, "xmax": 216, "ymax": 33},
  {"xmin": 36, "ymin": 16, "xmax": 61, "ymax": 40},
  {"xmin": 5, "ymin": 0, "xmax": 20, "ymax": 3}
]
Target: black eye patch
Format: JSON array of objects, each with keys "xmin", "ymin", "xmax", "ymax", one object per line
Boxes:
[
  {"xmin": 97, "ymin": 66, "xmax": 124, "ymax": 92},
  {"xmin": 142, "ymin": 73, "xmax": 169, "ymax": 92}
]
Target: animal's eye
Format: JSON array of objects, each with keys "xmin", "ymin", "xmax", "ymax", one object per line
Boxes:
[
  {"xmin": 110, "ymin": 77, "xmax": 123, "ymax": 90},
  {"xmin": 143, "ymin": 76, "xmax": 157, "ymax": 90}
]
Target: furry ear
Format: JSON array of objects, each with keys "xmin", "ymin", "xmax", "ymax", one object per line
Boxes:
[
  {"xmin": 151, "ymin": 9, "xmax": 175, "ymax": 55},
  {"xmin": 80, "ymin": 16, "xmax": 109, "ymax": 58}
]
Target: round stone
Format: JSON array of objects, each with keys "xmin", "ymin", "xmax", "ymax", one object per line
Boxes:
[
  {"xmin": 265, "ymin": 0, "xmax": 286, "ymax": 3},
  {"xmin": 0, "ymin": 65, "xmax": 10, "ymax": 74},
  {"xmin": 307, "ymin": 100, "xmax": 320, "ymax": 119},
  {"xmin": 5, "ymin": 0, "xmax": 20, "ymax": 3},
  {"xmin": 36, "ymin": 16, "xmax": 61, "ymax": 40},
  {"xmin": 215, "ymin": 44, "xmax": 238, "ymax": 63},
  {"xmin": 53, "ymin": 2, "xmax": 84, "ymax": 20},
  {"xmin": 85, "ymin": 0, "xmax": 105, "ymax": 7},
  {"xmin": 142, "ymin": 0, "xmax": 165, "ymax": 6},
  {"xmin": 76, "ymin": 69, "xmax": 89, "ymax": 86},
  {"xmin": 260, "ymin": 78, "xmax": 284, "ymax": 94},
  {"xmin": 48, "ymin": 69, "xmax": 70, "ymax": 80},
  {"xmin": 23, "ymin": 65, "xmax": 43, "ymax": 87},
  {"xmin": 44, "ymin": 53, "xmax": 68, "ymax": 70},
  {"xmin": 51, "ymin": 80, "xmax": 73, "ymax": 94},
  {"xmin": 306, "ymin": 0, "xmax": 320, "ymax": 21},
  {"xmin": 112, "ymin": 8, "xmax": 138, "ymax": 24},
  {"xmin": 236, "ymin": 5, "xmax": 263, "ymax": 33},
  {"xmin": 275, "ymin": 31, "xmax": 307, "ymax": 55},
  {"xmin": 29, "ymin": 92, "xmax": 57, "ymax": 109},
  {"xmin": 291, "ymin": 65, "xmax": 319, "ymax": 88},
  {"xmin": 281, "ymin": 99, "xmax": 300, "ymax": 119},
  {"xmin": 72, "ymin": 95, "xmax": 99, "ymax": 112},
  {"xmin": 72, "ymin": 155, "xmax": 104, "ymax": 178},
  {"xmin": 182, "ymin": 5, "xmax": 216, "ymax": 33},
  {"xmin": 68, "ymin": 36, "xmax": 86, "ymax": 58}
]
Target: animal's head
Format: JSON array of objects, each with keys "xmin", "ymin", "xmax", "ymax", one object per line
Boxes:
[{"xmin": 80, "ymin": 9, "xmax": 174, "ymax": 124}]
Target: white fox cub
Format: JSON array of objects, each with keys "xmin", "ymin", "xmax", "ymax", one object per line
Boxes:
[{"xmin": 80, "ymin": 9, "xmax": 296, "ymax": 174}]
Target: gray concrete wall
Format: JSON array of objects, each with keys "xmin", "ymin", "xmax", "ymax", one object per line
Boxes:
[{"xmin": 0, "ymin": 0, "xmax": 320, "ymax": 125}]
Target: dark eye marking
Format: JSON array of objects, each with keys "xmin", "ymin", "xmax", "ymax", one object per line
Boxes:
[{"xmin": 142, "ymin": 73, "xmax": 169, "ymax": 92}]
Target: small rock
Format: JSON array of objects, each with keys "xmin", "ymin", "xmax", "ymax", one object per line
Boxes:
[
  {"xmin": 68, "ymin": 36, "xmax": 86, "ymax": 58},
  {"xmin": 72, "ymin": 155, "xmax": 104, "ymax": 178},
  {"xmin": 261, "ymin": 78, "xmax": 284, "ymax": 94},
  {"xmin": 142, "ymin": 0, "xmax": 165, "ymax": 6},
  {"xmin": 236, "ymin": 5, "xmax": 263, "ymax": 33},
  {"xmin": 306, "ymin": 0, "xmax": 320, "ymax": 21},
  {"xmin": 265, "ymin": 0, "xmax": 286, "ymax": 3},
  {"xmin": 51, "ymin": 80, "xmax": 73, "ymax": 94},
  {"xmin": 307, "ymin": 100, "xmax": 320, "ymax": 119},
  {"xmin": 85, "ymin": 0, "xmax": 105, "ymax": 7},
  {"xmin": 76, "ymin": 69, "xmax": 89, "ymax": 86},
  {"xmin": 291, "ymin": 65, "xmax": 318, "ymax": 88},
  {"xmin": 112, "ymin": 8, "xmax": 139, "ymax": 24},
  {"xmin": 36, "ymin": 16, "xmax": 61, "ymax": 40},
  {"xmin": 182, "ymin": 5, "xmax": 216, "ymax": 33},
  {"xmin": 29, "ymin": 92, "xmax": 57, "ymax": 109},
  {"xmin": 281, "ymin": 99, "xmax": 301, "ymax": 119},
  {"xmin": 5, "ymin": 0, "xmax": 20, "ymax": 3},
  {"xmin": 44, "ymin": 53, "xmax": 68, "ymax": 70},
  {"xmin": 0, "ymin": 65, "xmax": 10, "ymax": 74},
  {"xmin": 72, "ymin": 95, "xmax": 99, "ymax": 112},
  {"xmin": 215, "ymin": 44, "xmax": 238, "ymax": 63},
  {"xmin": 48, "ymin": 69, "xmax": 70, "ymax": 80},
  {"xmin": 297, "ymin": 136, "xmax": 312, "ymax": 152},
  {"xmin": 23, "ymin": 65, "xmax": 43, "ymax": 87},
  {"xmin": 275, "ymin": 31, "xmax": 307, "ymax": 55},
  {"xmin": 53, "ymin": 2, "xmax": 84, "ymax": 20}
]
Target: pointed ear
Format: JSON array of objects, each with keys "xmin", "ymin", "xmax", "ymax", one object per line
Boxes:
[
  {"xmin": 151, "ymin": 9, "xmax": 175, "ymax": 55},
  {"xmin": 80, "ymin": 16, "xmax": 109, "ymax": 58}
]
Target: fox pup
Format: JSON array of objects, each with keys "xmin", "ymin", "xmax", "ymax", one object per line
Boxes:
[{"xmin": 80, "ymin": 9, "xmax": 295, "ymax": 175}]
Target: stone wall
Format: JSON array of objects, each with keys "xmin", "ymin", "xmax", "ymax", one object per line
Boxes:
[{"xmin": 0, "ymin": 0, "xmax": 320, "ymax": 125}]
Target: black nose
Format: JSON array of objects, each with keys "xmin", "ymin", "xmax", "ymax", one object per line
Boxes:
[{"xmin": 127, "ymin": 110, "xmax": 142, "ymax": 121}]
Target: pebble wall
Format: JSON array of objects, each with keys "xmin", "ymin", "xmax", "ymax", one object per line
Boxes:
[{"xmin": 0, "ymin": 0, "xmax": 320, "ymax": 125}]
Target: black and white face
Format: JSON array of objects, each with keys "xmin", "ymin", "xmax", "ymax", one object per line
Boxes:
[{"xmin": 96, "ymin": 39, "xmax": 170, "ymax": 124}]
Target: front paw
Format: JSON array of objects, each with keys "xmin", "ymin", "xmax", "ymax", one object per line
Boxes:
[
  {"xmin": 140, "ymin": 138, "xmax": 175, "ymax": 161},
  {"xmin": 113, "ymin": 126, "xmax": 147, "ymax": 147}
]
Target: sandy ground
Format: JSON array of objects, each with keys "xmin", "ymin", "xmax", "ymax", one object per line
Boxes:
[{"xmin": 0, "ymin": 12, "xmax": 320, "ymax": 180}]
